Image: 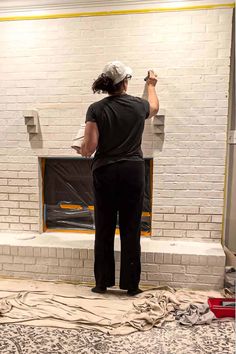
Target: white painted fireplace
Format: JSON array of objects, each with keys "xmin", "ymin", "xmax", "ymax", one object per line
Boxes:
[{"xmin": 0, "ymin": 0, "xmax": 233, "ymax": 288}]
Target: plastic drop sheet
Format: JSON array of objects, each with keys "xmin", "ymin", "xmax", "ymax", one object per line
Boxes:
[{"xmin": 44, "ymin": 158, "xmax": 151, "ymax": 234}]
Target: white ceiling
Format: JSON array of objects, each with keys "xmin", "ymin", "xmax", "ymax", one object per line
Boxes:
[{"xmin": 0, "ymin": 0, "xmax": 232, "ymax": 16}]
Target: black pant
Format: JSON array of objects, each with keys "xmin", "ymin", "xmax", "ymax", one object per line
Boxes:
[{"xmin": 92, "ymin": 160, "xmax": 145, "ymax": 290}]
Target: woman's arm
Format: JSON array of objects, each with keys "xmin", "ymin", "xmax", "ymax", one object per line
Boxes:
[
  {"xmin": 146, "ymin": 70, "xmax": 159, "ymax": 118},
  {"xmin": 80, "ymin": 121, "xmax": 99, "ymax": 157}
]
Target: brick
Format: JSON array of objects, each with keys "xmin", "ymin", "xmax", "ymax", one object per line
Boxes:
[
  {"xmin": 212, "ymin": 266, "xmax": 224, "ymax": 275},
  {"xmin": 152, "ymin": 222, "xmax": 174, "ymax": 229},
  {"xmin": 152, "ymin": 206, "xmax": 175, "ymax": 213},
  {"xmin": 9, "ymin": 194, "xmax": 29, "ymax": 201},
  {"xmin": 82, "ymin": 276, "xmax": 94, "ymax": 282},
  {"xmin": 10, "ymin": 223, "xmax": 30, "ymax": 231},
  {"xmin": 33, "ymin": 247, "xmax": 41, "ymax": 257},
  {"xmin": 211, "ymin": 231, "xmax": 222, "ymax": 239},
  {"xmin": 0, "ymin": 208, "xmax": 9, "ymax": 216},
  {"xmin": 187, "ymin": 230, "xmax": 210, "ymax": 238},
  {"xmin": 80, "ymin": 250, "xmax": 88, "ymax": 259},
  {"xmin": 146, "ymin": 253, "xmax": 155, "ymax": 263},
  {"xmin": 140, "ymin": 272, "xmax": 147, "ymax": 281},
  {"xmin": 25, "ymin": 264, "xmax": 48, "ymax": 273},
  {"xmin": 37, "ymin": 257, "xmax": 58, "ymax": 266},
  {"xmin": 164, "ymin": 254, "xmax": 173, "ymax": 264},
  {"xmin": 208, "ymin": 256, "xmax": 225, "ymax": 266},
  {"xmin": 174, "ymin": 222, "xmax": 198, "ymax": 230},
  {"xmin": 18, "ymin": 247, "xmax": 27, "ymax": 256},
  {"xmin": 0, "ymin": 255, "xmax": 13, "ymax": 263},
  {"xmin": 197, "ymin": 275, "xmax": 224, "ymax": 284},
  {"xmin": 0, "ymin": 194, "xmax": 9, "ymax": 201},
  {"xmin": 30, "ymin": 210, "xmax": 40, "ymax": 217},
  {"xmin": 25, "ymin": 247, "xmax": 34, "ymax": 257},
  {"xmin": 114, "ymin": 251, "xmax": 120, "ymax": 262},
  {"xmin": 72, "ymin": 249, "xmax": 80, "ymax": 259},
  {"xmin": 181, "ymin": 255, "xmax": 199, "ymax": 265},
  {"xmin": 30, "ymin": 224, "xmax": 39, "ymax": 231},
  {"xmin": 71, "ymin": 267, "xmax": 84, "ymax": 276},
  {"xmin": 187, "ymin": 215, "xmax": 211, "ymax": 222},
  {"xmin": 14, "ymin": 256, "xmax": 35, "ymax": 264},
  {"xmin": 151, "ymin": 229, "xmax": 163, "ymax": 237},
  {"xmin": 83, "ymin": 268, "xmax": 94, "ymax": 277},
  {"xmin": 87, "ymin": 249, "xmax": 94, "ymax": 260},
  {"xmin": 152, "ymin": 214, "xmax": 164, "ymax": 221},
  {"xmin": 0, "ymin": 223, "xmax": 9, "ymax": 230},
  {"xmin": 3, "ymin": 263, "xmax": 25, "ymax": 271},
  {"xmin": 10, "ymin": 209, "xmax": 29, "ymax": 216},
  {"xmin": 211, "ymin": 215, "xmax": 222, "ymax": 223},
  {"xmin": 172, "ymin": 254, "xmax": 181, "ymax": 264},
  {"xmin": 8, "ymin": 179, "xmax": 28, "ymax": 186},
  {"xmin": 199, "ymin": 223, "xmax": 221, "ymax": 231},
  {"xmin": 0, "ymin": 216, "xmax": 19, "ymax": 223},
  {"xmin": 41, "ymin": 248, "xmax": 49, "ymax": 258},
  {"xmin": 173, "ymin": 273, "xmax": 198, "ymax": 283},
  {"xmin": 142, "ymin": 264, "xmax": 159, "ymax": 272},
  {"xmin": 154, "ymin": 253, "xmax": 164, "ymax": 263},
  {"xmin": 200, "ymin": 207, "xmax": 223, "ymax": 214},
  {"xmin": 199, "ymin": 256, "xmax": 208, "ymax": 266},
  {"xmin": 186, "ymin": 265, "xmax": 214, "ymax": 275},
  {"xmin": 176, "ymin": 207, "xmax": 199, "ymax": 214},
  {"xmin": 19, "ymin": 202, "xmax": 39, "ymax": 209},
  {"xmin": 64, "ymin": 249, "xmax": 72, "ymax": 258},
  {"xmin": 160, "ymin": 265, "xmax": 185, "ymax": 273},
  {"xmin": 59, "ymin": 259, "xmax": 83, "ymax": 267},
  {"xmin": 163, "ymin": 230, "xmax": 187, "ymax": 237},
  {"xmin": 57, "ymin": 248, "xmax": 64, "ymax": 258},
  {"xmin": 2, "ymin": 245, "xmax": 10, "ymax": 255},
  {"xmin": 48, "ymin": 266, "xmax": 71, "ymax": 275},
  {"xmin": 48, "ymin": 248, "xmax": 57, "ymax": 258},
  {"xmin": 147, "ymin": 273, "xmax": 172, "ymax": 281},
  {"xmin": 10, "ymin": 246, "xmax": 18, "ymax": 256},
  {"xmin": 20, "ymin": 216, "xmax": 38, "ymax": 223},
  {"xmin": 164, "ymin": 214, "xmax": 186, "ymax": 222},
  {"xmin": 84, "ymin": 260, "xmax": 93, "ymax": 268}
]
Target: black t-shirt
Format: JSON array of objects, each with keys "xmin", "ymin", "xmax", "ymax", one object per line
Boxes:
[{"xmin": 85, "ymin": 94, "xmax": 150, "ymax": 171}]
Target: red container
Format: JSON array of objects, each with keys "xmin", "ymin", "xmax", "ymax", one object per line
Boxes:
[{"xmin": 208, "ymin": 298, "xmax": 235, "ymax": 318}]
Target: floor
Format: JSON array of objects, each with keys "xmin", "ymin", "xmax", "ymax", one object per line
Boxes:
[
  {"xmin": 0, "ymin": 321, "xmax": 234, "ymax": 354},
  {"xmin": 0, "ymin": 278, "xmax": 235, "ymax": 354}
]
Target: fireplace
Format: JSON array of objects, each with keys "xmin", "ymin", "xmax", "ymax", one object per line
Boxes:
[{"xmin": 42, "ymin": 158, "xmax": 153, "ymax": 236}]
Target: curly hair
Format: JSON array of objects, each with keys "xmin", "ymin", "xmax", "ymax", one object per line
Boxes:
[{"xmin": 92, "ymin": 74, "xmax": 124, "ymax": 94}]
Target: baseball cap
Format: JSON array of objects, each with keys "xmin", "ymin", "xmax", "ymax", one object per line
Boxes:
[{"xmin": 102, "ymin": 61, "xmax": 132, "ymax": 85}]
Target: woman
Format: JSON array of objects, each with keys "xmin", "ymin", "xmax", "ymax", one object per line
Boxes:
[{"xmin": 80, "ymin": 61, "xmax": 158, "ymax": 295}]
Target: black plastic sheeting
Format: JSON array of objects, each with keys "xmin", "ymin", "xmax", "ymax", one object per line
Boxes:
[{"xmin": 44, "ymin": 158, "xmax": 152, "ymax": 234}]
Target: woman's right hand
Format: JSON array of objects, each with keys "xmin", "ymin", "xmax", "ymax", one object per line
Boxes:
[{"xmin": 146, "ymin": 70, "xmax": 158, "ymax": 86}]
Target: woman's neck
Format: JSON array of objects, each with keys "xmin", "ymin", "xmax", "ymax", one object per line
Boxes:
[{"xmin": 109, "ymin": 90, "xmax": 126, "ymax": 96}]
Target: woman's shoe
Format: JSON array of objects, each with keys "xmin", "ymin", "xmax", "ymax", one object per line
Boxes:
[
  {"xmin": 91, "ymin": 286, "xmax": 107, "ymax": 294},
  {"xmin": 127, "ymin": 288, "xmax": 143, "ymax": 296}
]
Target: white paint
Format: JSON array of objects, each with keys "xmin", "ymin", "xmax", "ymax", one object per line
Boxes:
[
  {"xmin": 0, "ymin": 7, "xmax": 233, "ymax": 240},
  {"xmin": 0, "ymin": 231, "xmax": 225, "ymax": 256}
]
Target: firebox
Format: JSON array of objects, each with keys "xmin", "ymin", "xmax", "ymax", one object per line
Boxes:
[{"xmin": 42, "ymin": 158, "xmax": 153, "ymax": 236}]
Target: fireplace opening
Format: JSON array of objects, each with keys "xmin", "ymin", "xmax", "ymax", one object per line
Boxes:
[{"xmin": 42, "ymin": 158, "xmax": 153, "ymax": 236}]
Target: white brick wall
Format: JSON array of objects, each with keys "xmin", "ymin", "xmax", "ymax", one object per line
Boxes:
[{"xmin": 0, "ymin": 8, "xmax": 233, "ymax": 239}]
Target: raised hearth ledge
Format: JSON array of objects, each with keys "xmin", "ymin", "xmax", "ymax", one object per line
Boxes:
[
  {"xmin": 0, "ymin": 232, "xmax": 225, "ymax": 256},
  {"xmin": 0, "ymin": 232, "xmax": 225, "ymax": 289}
]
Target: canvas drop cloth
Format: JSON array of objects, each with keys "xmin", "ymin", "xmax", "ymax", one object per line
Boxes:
[{"xmin": 0, "ymin": 279, "xmax": 222, "ymax": 335}]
